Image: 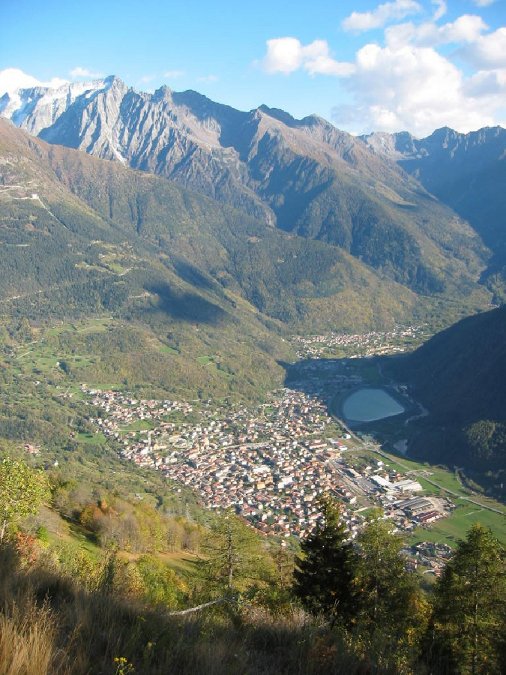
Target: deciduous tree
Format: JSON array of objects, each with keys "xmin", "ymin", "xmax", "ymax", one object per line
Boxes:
[
  {"xmin": 0, "ymin": 457, "xmax": 50, "ymax": 544},
  {"xmin": 355, "ymin": 513, "xmax": 428, "ymax": 669},
  {"xmin": 198, "ymin": 512, "xmax": 272, "ymax": 595}
]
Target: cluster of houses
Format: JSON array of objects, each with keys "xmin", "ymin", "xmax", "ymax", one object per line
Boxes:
[
  {"xmin": 84, "ymin": 386, "xmax": 359, "ymax": 536},
  {"xmin": 291, "ymin": 325, "xmax": 424, "ymax": 359},
  {"xmin": 82, "ymin": 384, "xmax": 452, "ymax": 542},
  {"xmin": 83, "ymin": 388, "xmax": 195, "ymax": 429},
  {"xmin": 403, "ymin": 541, "xmax": 454, "ymax": 575}
]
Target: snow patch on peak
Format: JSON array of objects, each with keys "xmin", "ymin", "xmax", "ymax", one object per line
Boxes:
[{"xmin": 0, "ymin": 75, "xmax": 120, "ymax": 133}]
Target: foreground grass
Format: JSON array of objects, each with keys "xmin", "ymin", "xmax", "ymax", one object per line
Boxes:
[{"xmin": 0, "ymin": 546, "xmax": 364, "ymax": 675}]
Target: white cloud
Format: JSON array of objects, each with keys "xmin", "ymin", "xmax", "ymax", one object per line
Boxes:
[
  {"xmin": 260, "ymin": 0, "xmax": 506, "ymax": 137},
  {"xmin": 0, "ymin": 68, "xmax": 67, "ymax": 95},
  {"xmin": 342, "ymin": 0, "xmax": 422, "ymax": 33},
  {"xmin": 332, "ymin": 42, "xmax": 501, "ymax": 136},
  {"xmin": 460, "ymin": 27, "xmax": 506, "ymax": 69},
  {"xmin": 465, "ymin": 68, "xmax": 506, "ymax": 97},
  {"xmin": 262, "ymin": 37, "xmax": 305, "ymax": 74},
  {"xmin": 471, "ymin": 0, "xmax": 495, "ymax": 6},
  {"xmin": 428, "ymin": 14, "xmax": 487, "ymax": 43},
  {"xmin": 385, "ymin": 14, "xmax": 488, "ymax": 48},
  {"xmin": 262, "ymin": 38, "xmax": 355, "ymax": 76},
  {"xmin": 69, "ymin": 66, "xmax": 104, "ymax": 79},
  {"xmin": 164, "ymin": 70, "xmax": 185, "ymax": 79},
  {"xmin": 261, "ymin": 2, "xmax": 506, "ymax": 136},
  {"xmin": 431, "ymin": 0, "xmax": 447, "ymax": 21}
]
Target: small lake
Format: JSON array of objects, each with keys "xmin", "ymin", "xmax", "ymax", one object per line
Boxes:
[{"xmin": 342, "ymin": 388, "xmax": 405, "ymax": 423}]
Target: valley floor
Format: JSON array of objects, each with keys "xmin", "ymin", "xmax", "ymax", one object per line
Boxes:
[{"xmin": 64, "ymin": 326, "xmax": 506, "ymax": 572}]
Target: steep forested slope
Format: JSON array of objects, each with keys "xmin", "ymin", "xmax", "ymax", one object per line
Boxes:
[
  {"xmin": 363, "ymin": 126, "xmax": 506, "ymax": 298},
  {"xmin": 4, "ymin": 117, "xmax": 469, "ymax": 338},
  {"xmin": 389, "ymin": 306, "xmax": 506, "ymax": 485}
]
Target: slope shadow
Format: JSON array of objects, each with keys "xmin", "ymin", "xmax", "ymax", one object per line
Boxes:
[
  {"xmin": 280, "ymin": 353, "xmax": 414, "ymax": 429},
  {"xmin": 172, "ymin": 259, "xmax": 218, "ymax": 292},
  {"xmin": 281, "ymin": 355, "xmax": 506, "ymax": 500},
  {"xmin": 144, "ymin": 282, "xmax": 227, "ymax": 325}
]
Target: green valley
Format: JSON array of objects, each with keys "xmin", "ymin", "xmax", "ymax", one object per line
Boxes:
[{"xmin": 1, "ymin": 62, "xmax": 506, "ymax": 675}]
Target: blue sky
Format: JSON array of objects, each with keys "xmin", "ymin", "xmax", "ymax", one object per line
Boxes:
[{"xmin": 1, "ymin": 0, "xmax": 505, "ymax": 135}]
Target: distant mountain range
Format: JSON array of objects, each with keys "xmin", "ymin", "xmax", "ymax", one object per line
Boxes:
[
  {"xmin": 0, "ymin": 76, "xmax": 494, "ymax": 302},
  {"xmin": 362, "ymin": 126, "xmax": 506, "ymax": 300}
]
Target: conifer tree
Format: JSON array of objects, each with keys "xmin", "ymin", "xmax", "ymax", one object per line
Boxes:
[
  {"xmin": 429, "ymin": 523, "xmax": 506, "ymax": 674},
  {"xmin": 355, "ymin": 513, "xmax": 428, "ymax": 669},
  {"xmin": 293, "ymin": 496, "xmax": 357, "ymax": 624}
]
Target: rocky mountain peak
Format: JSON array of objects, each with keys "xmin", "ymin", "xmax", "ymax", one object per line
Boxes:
[
  {"xmin": 0, "ymin": 76, "xmax": 495, "ymax": 299},
  {"xmin": 256, "ymin": 105, "xmax": 299, "ymax": 128}
]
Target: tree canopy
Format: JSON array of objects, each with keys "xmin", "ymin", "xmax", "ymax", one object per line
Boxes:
[
  {"xmin": 430, "ymin": 523, "xmax": 506, "ymax": 674},
  {"xmin": 198, "ymin": 512, "xmax": 273, "ymax": 595},
  {"xmin": 0, "ymin": 457, "xmax": 50, "ymax": 543}
]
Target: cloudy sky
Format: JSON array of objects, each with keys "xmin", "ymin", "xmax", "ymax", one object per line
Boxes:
[{"xmin": 1, "ymin": 0, "xmax": 505, "ymax": 136}]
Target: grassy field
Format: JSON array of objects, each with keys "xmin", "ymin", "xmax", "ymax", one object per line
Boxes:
[
  {"xmin": 13, "ymin": 317, "xmax": 111, "ymax": 378},
  {"xmin": 41, "ymin": 510, "xmax": 102, "ymax": 559},
  {"xmin": 158, "ymin": 551, "xmax": 199, "ymax": 575},
  {"xmin": 346, "ymin": 446, "xmax": 506, "ymax": 546},
  {"xmin": 159, "ymin": 344, "xmax": 179, "ymax": 355},
  {"xmin": 76, "ymin": 431, "xmax": 107, "ymax": 446},
  {"xmin": 120, "ymin": 419, "xmax": 156, "ymax": 433},
  {"xmin": 41, "ymin": 509, "xmax": 198, "ymax": 574},
  {"xmin": 408, "ymin": 501, "xmax": 506, "ymax": 547}
]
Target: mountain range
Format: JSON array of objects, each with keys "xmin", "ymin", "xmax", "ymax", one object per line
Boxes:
[
  {"xmin": 363, "ymin": 126, "xmax": 506, "ymax": 300},
  {"xmin": 0, "ymin": 117, "xmax": 427, "ymax": 333},
  {"xmin": 0, "ymin": 76, "xmax": 495, "ymax": 302}
]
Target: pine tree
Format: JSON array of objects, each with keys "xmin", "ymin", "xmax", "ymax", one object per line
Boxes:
[
  {"xmin": 429, "ymin": 523, "xmax": 506, "ymax": 674},
  {"xmin": 355, "ymin": 514, "xmax": 428, "ymax": 669},
  {"xmin": 293, "ymin": 496, "xmax": 357, "ymax": 625}
]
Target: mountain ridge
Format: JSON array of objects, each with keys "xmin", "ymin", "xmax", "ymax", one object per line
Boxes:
[
  {"xmin": 0, "ymin": 117, "xmax": 435, "ymax": 331},
  {"xmin": 0, "ymin": 77, "xmax": 492, "ymax": 301},
  {"xmin": 387, "ymin": 304, "xmax": 506, "ymax": 494},
  {"xmin": 361, "ymin": 125, "xmax": 506, "ymax": 298}
]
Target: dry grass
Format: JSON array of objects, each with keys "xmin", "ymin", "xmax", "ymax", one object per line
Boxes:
[
  {"xmin": 0, "ymin": 599, "xmax": 66, "ymax": 675},
  {"xmin": 0, "ymin": 545, "xmax": 366, "ymax": 675}
]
